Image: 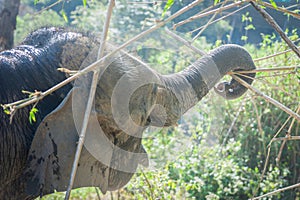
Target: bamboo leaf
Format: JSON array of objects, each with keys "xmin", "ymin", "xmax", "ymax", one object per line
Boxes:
[{"xmin": 61, "ymin": 10, "xmax": 69, "ymax": 23}]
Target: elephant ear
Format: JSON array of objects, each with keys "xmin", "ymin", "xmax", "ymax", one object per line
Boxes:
[{"xmin": 23, "ymin": 89, "xmax": 113, "ymax": 198}]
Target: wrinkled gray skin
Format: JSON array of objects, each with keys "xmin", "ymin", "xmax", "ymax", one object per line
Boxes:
[{"xmin": 0, "ymin": 27, "xmax": 255, "ymax": 199}]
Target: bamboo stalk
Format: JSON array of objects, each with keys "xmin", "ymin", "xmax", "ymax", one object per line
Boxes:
[{"xmin": 64, "ymin": 0, "xmax": 115, "ymax": 199}]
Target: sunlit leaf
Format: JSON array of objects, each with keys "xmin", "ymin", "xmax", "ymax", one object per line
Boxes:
[
  {"xmin": 61, "ymin": 10, "xmax": 69, "ymax": 23},
  {"xmin": 214, "ymin": 0, "xmax": 220, "ymax": 5},
  {"xmin": 162, "ymin": 0, "xmax": 174, "ymax": 18},
  {"xmin": 82, "ymin": 0, "xmax": 87, "ymax": 7},
  {"xmin": 269, "ymin": 0, "xmax": 278, "ymax": 9},
  {"xmin": 4, "ymin": 109, "xmax": 10, "ymax": 115},
  {"xmin": 245, "ymin": 24, "xmax": 256, "ymax": 30},
  {"xmin": 29, "ymin": 107, "xmax": 38, "ymax": 124}
]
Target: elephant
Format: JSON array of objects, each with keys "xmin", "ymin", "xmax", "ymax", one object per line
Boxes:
[{"xmin": 0, "ymin": 27, "xmax": 256, "ymax": 199}]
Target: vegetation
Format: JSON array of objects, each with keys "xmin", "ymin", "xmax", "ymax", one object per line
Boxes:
[{"xmin": 12, "ymin": 0, "xmax": 300, "ymax": 199}]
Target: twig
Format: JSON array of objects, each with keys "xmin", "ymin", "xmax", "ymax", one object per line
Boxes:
[
  {"xmin": 253, "ymin": 48, "xmax": 297, "ymax": 62},
  {"xmin": 173, "ymin": 1, "xmax": 245, "ymax": 30},
  {"xmin": 189, "ymin": 4, "xmax": 250, "ymax": 34},
  {"xmin": 228, "ymin": 66, "xmax": 299, "ymax": 74},
  {"xmin": 273, "ymin": 136, "xmax": 300, "ymax": 141},
  {"xmin": 64, "ymin": 1, "xmax": 115, "ymax": 199},
  {"xmin": 192, "ymin": 0, "xmax": 228, "ymax": 42},
  {"xmin": 2, "ymin": 0, "xmax": 205, "ymax": 117},
  {"xmin": 276, "ymin": 104, "xmax": 300, "ymax": 164},
  {"xmin": 251, "ymin": 182, "xmax": 300, "ymax": 200},
  {"xmin": 95, "ymin": 187, "xmax": 102, "ymax": 200},
  {"xmin": 250, "ymin": 1, "xmax": 300, "ymax": 59},
  {"xmin": 256, "ymin": 1, "xmax": 300, "ymax": 20},
  {"xmin": 141, "ymin": 169, "xmax": 154, "ymax": 199},
  {"xmin": 164, "ymin": 28, "xmax": 206, "ymax": 56},
  {"xmin": 127, "ymin": 1, "xmax": 166, "ymax": 4},
  {"xmin": 231, "ymin": 74, "xmax": 300, "ymax": 122},
  {"xmin": 251, "ymin": 98, "xmax": 266, "ymax": 156},
  {"xmin": 252, "ymin": 115, "xmax": 292, "ymax": 197},
  {"xmin": 219, "ymin": 97, "xmax": 246, "ymax": 155},
  {"xmin": 34, "ymin": 0, "xmax": 64, "ymax": 16}
]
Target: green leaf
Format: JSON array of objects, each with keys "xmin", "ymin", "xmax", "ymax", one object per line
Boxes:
[
  {"xmin": 269, "ymin": 0, "xmax": 278, "ymax": 9},
  {"xmin": 82, "ymin": 0, "xmax": 87, "ymax": 7},
  {"xmin": 29, "ymin": 107, "xmax": 38, "ymax": 124},
  {"xmin": 162, "ymin": 0, "xmax": 174, "ymax": 18},
  {"xmin": 214, "ymin": 0, "xmax": 220, "ymax": 5},
  {"xmin": 241, "ymin": 35, "xmax": 248, "ymax": 41},
  {"xmin": 61, "ymin": 10, "xmax": 69, "ymax": 23},
  {"xmin": 245, "ymin": 24, "xmax": 256, "ymax": 30},
  {"xmin": 4, "ymin": 109, "xmax": 10, "ymax": 115}
]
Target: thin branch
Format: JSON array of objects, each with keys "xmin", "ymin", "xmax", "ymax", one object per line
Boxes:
[
  {"xmin": 189, "ymin": 4, "xmax": 250, "ymax": 35},
  {"xmin": 250, "ymin": 1, "xmax": 300, "ymax": 59},
  {"xmin": 256, "ymin": 1, "xmax": 300, "ymax": 20},
  {"xmin": 164, "ymin": 28, "xmax": 206, "ymax": 56},
  {"xmin": 251, "ymin": 182, "xmax": 300, "ymax": 200},
  {"xmin": 95, "ymin": 187, "xmax": 102, "ymax": 200},
  {"xmin": 64, "ymin": 0, "xmax": 115, "ymax": 199},
  {"xmin": 141, "ymin": 169, "xmax": 154, "ymax": 199},
  {"xmin": 219, "ymin": 97, "xmax": 246, "ymax": 155},
  {"xmin": 192, "ymin": 0, "xmax": 228, "ymax": 42},
  {"xmin": 251, "ymin": 98, "xmax": 267, "ymax": 156},
  {"xmin": 276, "ymin": 104, "xmax": 300, "ymax": 164},
  {"xmin": 253, "ymin": 48, "xmax": 296, "ymax": 62},
  {"xmin": 173, "ymin": 1, "xmax": 245, "ymax": 30},
  {"xmin": 34, "ymin": 0, "xmax": 64, "ymax": 16},
  {"xmin": 2, "ymin": 0, "xmax": 205, "ymax": 117},
  {"xmin": 231, "ymin": 74, "xmax": 300, "ymax": 122},
  {"xmin": 252, "ymin": 115, "xmax": 292, "ymax": 198},
  {"xmin": 229, "ymin": 66, "xmax": 299, "ymax": 74},
  {"xmin": 273, "ymin": 136, "xmax": 300, "ymax": 142}
]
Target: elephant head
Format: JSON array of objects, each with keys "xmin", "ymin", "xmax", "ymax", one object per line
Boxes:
[
  {"xmin": 0, "ymin": 27, "xmax": 255, "ymax": 199},
  {"xmin": 149, "ymin": 44, "xmax": 256, "ymax": 127}
]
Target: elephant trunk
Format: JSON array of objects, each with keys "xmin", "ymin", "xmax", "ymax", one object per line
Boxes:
[{"xmin": 149, "ymin": 44, "xmax": 256, "ymax": 127}]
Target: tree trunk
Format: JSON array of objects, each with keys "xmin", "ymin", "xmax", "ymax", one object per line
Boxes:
[{"xmin": 0, "ymin": 0, "xmax": 20, "ymax": 51}]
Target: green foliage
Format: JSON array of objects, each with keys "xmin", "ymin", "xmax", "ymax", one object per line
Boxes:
[
  {"xmin": 82, "ymin": 0, "xmax": 87, "ymax": 7},
  {"xmin": 162, "ymin": 0, "xmax": 174, "ymax": 18},
  {"xmin": 29, "ymin": 107, "xmax": 38, "ymax": 124},
  {"xmin": 60, "ymin": 10, "xmax": 68, "ymax": 23},
  {"xmin": 269, "ymin": 0, "xmax": 278, "ymax": 9},
  {"xmin": 15, "ymin": 9, "xmax": 66, "ymax": 44},
  {"xmin": 70, "ymin": 0, "xmax": 107, "ymax": 32}
]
